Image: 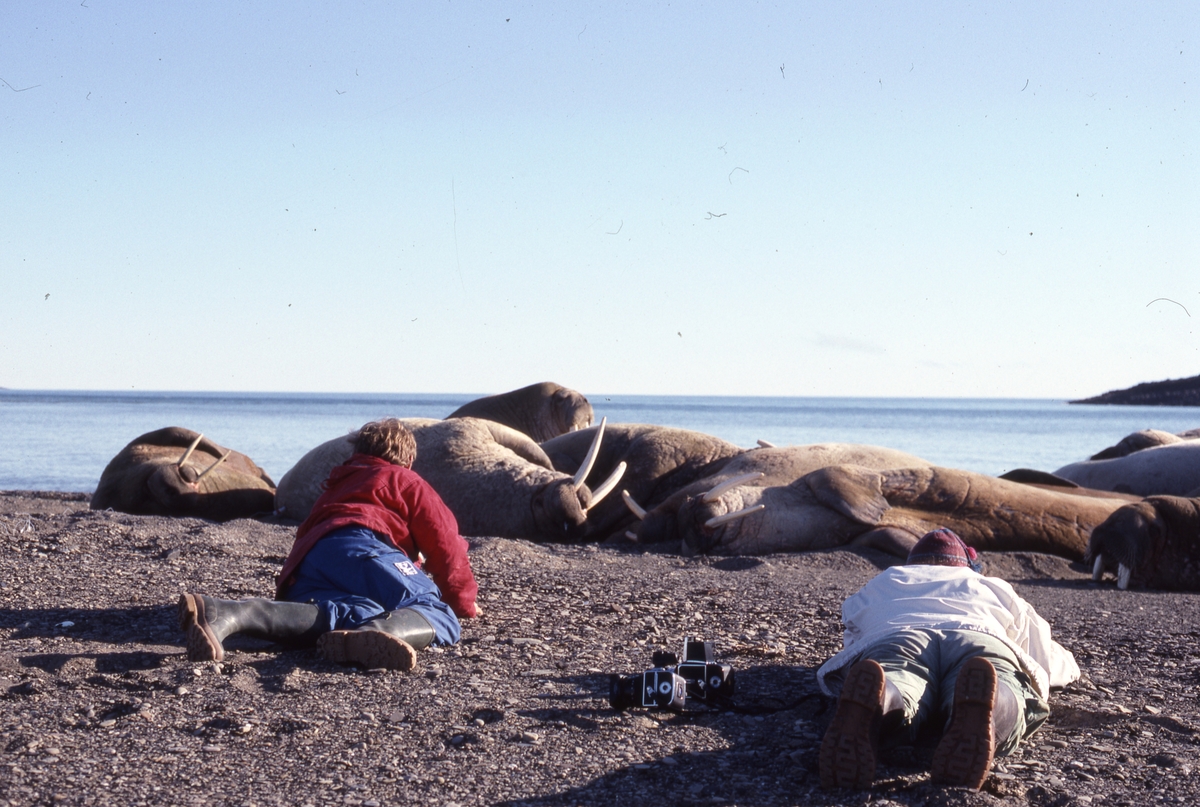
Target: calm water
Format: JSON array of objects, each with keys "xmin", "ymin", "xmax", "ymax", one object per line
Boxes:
[{"xmin": 3, "ymin": 389, "xmax": 1200, "ymax": 492}]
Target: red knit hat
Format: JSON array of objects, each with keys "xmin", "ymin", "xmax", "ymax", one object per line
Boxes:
[{"xmin": 907, "ymin": 528, "xmax": 980, "ymax": 570}]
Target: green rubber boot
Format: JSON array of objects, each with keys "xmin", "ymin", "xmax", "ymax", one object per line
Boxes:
[
  {"xmin": 317, "ymin": 608, "xmax": 436, "ymax": 671},
  {"xmin": 177, "ymin": 593, "xmax": 323, "ymax": 662}
]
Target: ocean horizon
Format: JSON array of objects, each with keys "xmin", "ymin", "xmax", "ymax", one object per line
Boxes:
[{"xmin": 3, "ymin": 388, "xmax": 1200, "ymax": 493}]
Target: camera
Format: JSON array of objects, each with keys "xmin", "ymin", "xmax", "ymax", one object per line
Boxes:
[
  {"xmin": 609, "ymin": 637, "xmax": 735, "ymax": 711},
  {"xmin": 608, "ymin": 667, "xmax": 688, "ymax": 711}
]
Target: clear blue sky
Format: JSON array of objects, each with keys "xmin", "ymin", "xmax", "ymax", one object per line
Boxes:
[{"xmin": 2, "ymin": 2, "xmax": 1195, "ymax": 398}]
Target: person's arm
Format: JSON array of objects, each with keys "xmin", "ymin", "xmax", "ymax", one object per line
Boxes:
[
  {"xmin": 1011, "ymin": 596, "xmax": 1080, "ymax": 689},
  {"xmin": 403, "ymin": 479, "xmax": 479, "ymax": 619}
]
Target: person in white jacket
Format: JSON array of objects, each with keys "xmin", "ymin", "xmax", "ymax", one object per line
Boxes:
[{"xmin": 817, "ymin": 528, "xmax": 1080, "ymax": 790}]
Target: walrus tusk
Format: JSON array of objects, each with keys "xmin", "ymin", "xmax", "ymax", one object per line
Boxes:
[
  {"xmin": 177, "ymin": 434, "xmax": 204, "ymax": 467},
  {"xmin": 196, "ymin": 449, "xmax": 232, "ymax": 482},
  {"xmin": 573, "ymin": 417, "xmax": 607, "ymax": 490},
  {"xmin": 702, "ymin": 471, "xmax": 765, "ymax": 503},
  {"xmin": 704, "ymin": 503, "xmax": 765, "ymax": 530},
  {"xmin": 1092, "ymin": 555, "xmax": 1104, "ymax": 581},
  {"xmin": 1117, "ymin": 563, "xmax": 1132, "ymax": 590},
  {"xmin": 756, "ymin": 439, "xmax": 776, "ymax": 448},
  {"xmin": 625, "ymin": 530, "xmax": 639, "ymax": 542},
  {"xmin": 587, "ymin": 461, "xmax": 626, "ymax": 509},
  {"xmin": 622, "ymin": 489, "xmax": 647, "ymax": 520}
]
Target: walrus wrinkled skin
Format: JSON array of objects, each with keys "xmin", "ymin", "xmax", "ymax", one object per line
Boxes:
[
  {"xmin": 1053, "ymin": 440, "xmax": 1200, "ymax": 497},
  {"xmin": 541, "ymin": 423, "xmax": 746, "ymax": 540},
  {"xmin": 1087, "ymin": 496, "xmax": 1200, "ymax": 591},
  {"xmin": 634, "ymin": 463, "xmax": 1132, "ymax": 559},
  {"xmin": 274, "ymin": 418, "xmax": 619, "ymax": 541},
  {"xmin": 91, "ymin": 427, "xmax": 276, "ymax": 521},
  {"xmin": 626, "ymin": 444, "xmax": 933, "ymax": 550},
  {"xmin": 446, "ymin": 382, "xmax": 593, "ymax": 442}
]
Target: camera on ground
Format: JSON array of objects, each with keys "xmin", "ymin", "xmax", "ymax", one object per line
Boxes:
[{"xmin": 609, "ymin": 637, "xmax": 735, "ymax": 711}]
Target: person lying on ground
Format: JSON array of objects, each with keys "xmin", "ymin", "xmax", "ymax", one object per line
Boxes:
[
  {"xmin": 178, "ymin": 418, "xmax": 479, "ymax": 671},
  {"xmin": 817, "ymin": 528, "xmax": 1079, "ymax": 790}
]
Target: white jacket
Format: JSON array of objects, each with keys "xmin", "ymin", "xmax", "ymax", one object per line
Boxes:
[{"xmin": 816, "ymin": 565, "xmax": 1080, "ymax": 700}]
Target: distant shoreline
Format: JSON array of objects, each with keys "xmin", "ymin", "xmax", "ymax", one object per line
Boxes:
[{"xmin": 1070, "ymin": 373, "xmax": 1200, "ymax": 407}]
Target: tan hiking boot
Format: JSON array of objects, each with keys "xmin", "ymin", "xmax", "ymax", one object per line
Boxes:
[
  {"xmin": 820, "ymin": 659, "xmax": 886, "ymax": 789},
  {"xmin": 931, "ymin": 656, "xmax": 999, "ymax": 789}
]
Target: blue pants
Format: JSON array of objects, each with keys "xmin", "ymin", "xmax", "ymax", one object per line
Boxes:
[{"xmin": 283, "ymin": 526, "xmax": 461, "ymax": 646}]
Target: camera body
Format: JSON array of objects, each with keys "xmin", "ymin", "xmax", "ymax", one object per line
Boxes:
[
  {"xmin": 609, "ymin": 637, "xmax": 735, "ymax": 711},
  {"xmin": 654, "ymin": 638, "xmax": 736, "ymax": 705},
  {"xmin": 608, "ymin": 667, "xmax": 687, "ymax": 711}
]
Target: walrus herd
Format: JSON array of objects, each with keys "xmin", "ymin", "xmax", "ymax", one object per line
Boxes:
[{"xmin": 90, "ymin": 381, "xmax": 1200, "ymax": 591}]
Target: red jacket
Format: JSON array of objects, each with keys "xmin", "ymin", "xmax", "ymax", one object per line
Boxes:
[{"xmin": 276, "ymin": 454, "xmax": 478, "ymax": 619}]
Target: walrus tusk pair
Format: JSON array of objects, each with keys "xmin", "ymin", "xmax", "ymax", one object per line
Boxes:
[
  {"xmin": 1092, "ymin": 555, "xmax": 1133, "ymax": 590},
  {"xmin": 572, "ymin": 418, "xmax": 625, "ymax": 512},
  {"xmin": 697, "ymin": 471, "xmax": 767, "ymax": 529},
  {"xmin": 176, "ymin": 435, "xmax": 231, "ymax": 484},
  {"xmin": 621, "ymin": 470, "xmax": 768, "ymax": 531}
]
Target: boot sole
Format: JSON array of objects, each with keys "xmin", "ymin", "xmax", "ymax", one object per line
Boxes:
[
  {"xmin": 178, "ymin": 593, "xmax": 224, "ymax": 663},
  {"xmin": 931, "ymin": 656, "xmax": 998, "ymax": 789},
  {"xmin": 820, "ymin": 659, "xmax": 885, "ymax": 789},
  {"xmin": 318, "ymin": 630, "xmax": 418, "ymax": 671},
  {"xmin": 177, "ymin": 593, "xmax": 202, "ymax": 631}
]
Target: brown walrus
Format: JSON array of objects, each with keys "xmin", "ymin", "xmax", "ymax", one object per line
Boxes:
[
  {"xmin": 91, "ymin": 427, "xmax": 276, "ymax": 521},
  {"xmin": 1087, "ymin": 496, "xmax": 1200, "ymax": 591}
]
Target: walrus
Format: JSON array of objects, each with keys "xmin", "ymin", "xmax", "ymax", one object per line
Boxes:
[
  {"xmin": 1087, "ymin": 496, "xmax": 1200, "ymax": 591},
  {"xmin": 621, "ymin": 443, "xmax": 934, "ymax": 547},
  {"xmin": 91, "ymin": 427, "xmax": 276, "ymax": 521},
  {"xmin": 1053, "ymin": 440, "xmax": 1200, "ymax": 496},
  {"xmin": 630, "ymin": 463, "xmax": 1133, "ymax": 560},
  {"xmin": 1087, "ymin": 429, "xmax": 1188, "ymax": 460},
  {"xmin": 540, "ymin": 423, "xmax": 746, "ymax": 540},
  {"xmin": 446, "ymin": 382, "xmax": 593, "ymax": 442},
  {"xmin": 274, "ymin": 417, "xmax": 624, "ymax": 542}
]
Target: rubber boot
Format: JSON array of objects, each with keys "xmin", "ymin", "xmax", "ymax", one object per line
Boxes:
[
  {"xmin": 820, "ymin": 659, "xmax": 896, "ymax": 789},
  {"xmin": 930, "ymin": 656, "xmax": 1017, "ymax": 789},
  {"xmin": 177, "ymin": 593, "xmax": 323, "ymax": 663},
  {"xmin": 317, "ymin": 608, "xmax": 436, "ymax": 672}
]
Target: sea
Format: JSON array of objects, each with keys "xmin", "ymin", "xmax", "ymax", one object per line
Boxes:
[{"xmin": 3, "ymin": 389, "xmax": 1200, "ymax": 493}]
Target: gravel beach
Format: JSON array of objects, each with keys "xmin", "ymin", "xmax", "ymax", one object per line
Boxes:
[{"xmin": 2, "ymin": 490, "xmax": 1198, "ymax": 807}]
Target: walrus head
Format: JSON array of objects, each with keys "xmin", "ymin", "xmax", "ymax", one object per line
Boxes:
[
  {"xmin": 619, "ymin": 471, "xmax": 766, "ymax": 555},
  {"xmin": 550, "ymin": 386, "xmax": 594, "ymax": 435},
  {"xmin": 1086, "ymin": 501, "xmax": 1164, "ymax": 589},
  {"xmin": 529, "ymin": 421, "xmax": 626, "ymax": 541},
  {"xmin": 145, "ymin": 440, "xmax": 235, "ymax": 513}
]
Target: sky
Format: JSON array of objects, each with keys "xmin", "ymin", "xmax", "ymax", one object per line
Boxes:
[{"xmin": 2, "ymin": 2, "xmax": 1196, "ymax": 399}]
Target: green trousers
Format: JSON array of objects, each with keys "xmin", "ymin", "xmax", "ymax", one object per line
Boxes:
[{"xmin": 827, "ymin": 628, "xmax": 1049, "ymax": 756}]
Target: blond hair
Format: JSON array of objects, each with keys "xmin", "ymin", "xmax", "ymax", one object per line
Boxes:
[{"xmin": 354, "ymin": 419, "xmax": 417, "ymax": 468}]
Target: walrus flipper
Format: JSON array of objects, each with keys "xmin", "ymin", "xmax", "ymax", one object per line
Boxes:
[
  {"xmin": 998, "ymin": 468, "xmax": 1081, "ymax": 489},
  {"xmin": 805, "ymin": 465, "xmax": 890, "ymax": 525},
  {"xmin": 850, "ymin": 526, "xmax": 923, "ymax": 558}
]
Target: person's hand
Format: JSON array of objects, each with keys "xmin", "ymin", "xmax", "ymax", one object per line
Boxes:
[{"xmin": 465, "ymin": 602, "xmax": 482, "ymax": 619}]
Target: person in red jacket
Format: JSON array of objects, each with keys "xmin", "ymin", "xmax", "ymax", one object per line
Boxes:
[{"xmin": 178, "ymin": 419, "xmax": 479, "ymax": 671}]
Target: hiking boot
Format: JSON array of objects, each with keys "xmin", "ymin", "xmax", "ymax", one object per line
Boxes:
[
  {"xmin": 820, "ymin": 659, "xmax": 886, "ymax": 789},
  {"xmin": 931, "ymin": 656, "xmax": 1000, "ymax": 789}
]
